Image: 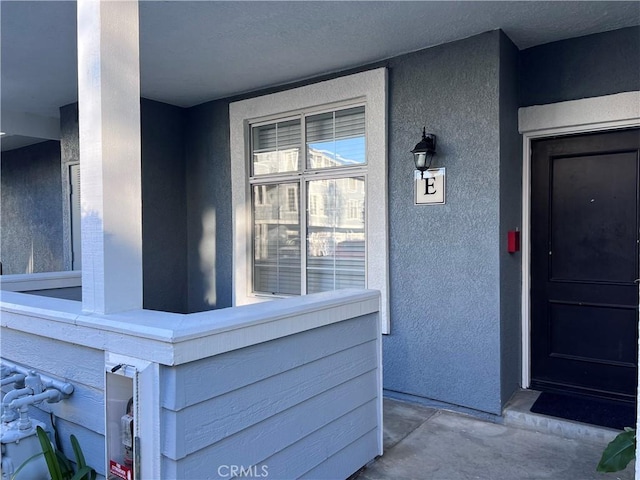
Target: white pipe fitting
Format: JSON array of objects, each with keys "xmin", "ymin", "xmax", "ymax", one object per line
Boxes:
[
  {"xmin": 0, "ymin": 360, "xmax": 73, "ymax": 396},
  {"xmin": 9, "ymin": 389, "xmax": 63, "ymax": 410},
  {"xmin": 0, "ymin": 373, "xmax": 25, "ymax": 387},
  {"xmin": 2, "ymin": 387, "xmax": 32, "ymax": 408}
]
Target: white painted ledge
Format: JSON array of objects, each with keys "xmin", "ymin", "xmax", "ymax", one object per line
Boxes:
[
  {"xmin": 0, "ymin": 271, "xmax": 82, "ymax": 292},
  {"xmin": 518, "ymin": 91, "xmax": 640, "ymax": 136},
  {"xmin": 0, "ymin": 288, "xmax": 380, "ymax": 366}
]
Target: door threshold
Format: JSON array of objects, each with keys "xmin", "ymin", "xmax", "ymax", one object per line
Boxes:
[{"xmin": 503, "ymin": 389, "xmax": 625, "ymax": 444}]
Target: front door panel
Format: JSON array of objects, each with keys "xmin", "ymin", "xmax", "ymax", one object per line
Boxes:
[{"xmin": 531, "ymin": 128, "xmax": 640, "ymax": 401}]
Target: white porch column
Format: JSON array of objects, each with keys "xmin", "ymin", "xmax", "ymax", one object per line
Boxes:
[{"xmin": 77, "ymin": 0, "xmax": 142, "ymax": 314}]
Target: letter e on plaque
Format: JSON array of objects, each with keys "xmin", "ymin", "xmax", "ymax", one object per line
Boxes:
[{"xmin": 415, "ymin": 167, "xmax": 445, "ymax": 205}]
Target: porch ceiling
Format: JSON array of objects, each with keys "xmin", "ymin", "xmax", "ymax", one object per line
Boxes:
[{"xmin": 1, "ymin": 1, "xmax": 639, "ymax": 149}]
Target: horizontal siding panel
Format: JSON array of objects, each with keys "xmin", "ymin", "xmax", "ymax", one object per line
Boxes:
[
  {"xmin": 37, "ymin": 383, "xmax": 104, "ymax": 435},
  {"xmin": 301, "ymin": 428, "xmax": 379, "ymax": 480},
  {"xmin": 163, "ymin": 340, "xmax": 377, "ymax": 459},
  {"xmin": 162, "ymin": 314, "xmax": 376, "ymax": 410},
  {"xmin": 1, "ymin": 328, "xmax": 106, "ymax": 476},
  {"xmin": 1, "ymin": 328, "xmax": 104, "ymax": 389},
  {"xmin": 27, "ymin": 408, "xmax": 106, "ymax": 477},
  {"xmin": 258, "ymin": 400, "xmax": 378, "ymax": 480},
  {"xmin": 166, "ymin": 400, "xmax": 378, "ymax": 480},
  {"xmin": 161, "ymin": 456, "xmax": 179, "ymax": 480},
  {"xmin": 53, "ymin": 420, "xmax": 106, "ymax": 478},
  {"xmin": 164, "ymin": 370, "xmax": 378, "ymax": 476}
]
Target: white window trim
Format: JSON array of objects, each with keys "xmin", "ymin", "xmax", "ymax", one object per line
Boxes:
[
  {"xmin": 518, "ymin": 91, "xmax": 640, "ymax": 389},
  {"xmin": 230, "ymin": 68, "xmax": 390, "ymax": 333}
]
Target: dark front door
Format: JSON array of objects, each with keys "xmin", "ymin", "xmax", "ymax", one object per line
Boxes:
[{"xmin": 531, "ymin": 128, "xmax": 640, "ymax": 402}]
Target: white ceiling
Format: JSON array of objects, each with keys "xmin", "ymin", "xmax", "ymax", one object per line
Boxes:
[{"xmin": 1, "ymin": 0, "xmax": 639, "ymax": 149}]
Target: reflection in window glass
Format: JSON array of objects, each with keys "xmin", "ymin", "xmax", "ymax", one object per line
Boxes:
[
  {"xmin": 249, "ymin": 105, "xmax": 367, "ymax": 297},
  {"xmin": 252, "ymin": 120, "xmax": 301, "ymax": 175},
  {"xmin": 307, "ymin": 107, "xmax": 365, "ymax": 169},
  {"xmin": 287, "ymin": 187, "xmax": 297, "ymax": 212},
  {"xmin": 306, "ymin": 177, "xmax": 365, "ymax": 293},
  {"xmin": 253, "ymin": 183, "xmax": 300, "ymax": 295}
]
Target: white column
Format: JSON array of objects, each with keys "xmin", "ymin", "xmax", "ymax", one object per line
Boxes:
[{"xmin": 77, "ymin": 0, "xmax": 142, "ymax": 314}]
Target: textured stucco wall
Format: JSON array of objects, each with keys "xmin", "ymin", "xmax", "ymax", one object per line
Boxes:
[
  {"xmin": 140, "ymin": 99, "xmax": 188, "ymax": 313},
  {"xmin": 520, "ymin": 26, "xmax": 640, "ymax": 107},
  {"xmin": 185, "ymin": 30, "xmax": 518, "ymax": 414},
  {"xmin": 59, "ymin": 100, "xmax": 189, "ymax": 312},
  {"xmin": 1, "ymin": 141, "xmax": 64, "ymax": 274},
  {"xmin": 60, "ymin": 103, "xmax": 79, "ymax": 271},
  {"xmin": 498, "ymin": 32, "xmax": 522, "ymax": 406},
  {"xmin": 184, "ymin": 101, "xmax": 233, "ymax": 312},
  {"xmin": 150, "ymin": 26, "xmax": 637, "ymax": 414},
  {"xmin": 384, "ymin": 31, "xmax": 504, "ymax": 415},
  {"xmin": 60, "ymin": 104, "xmax": 80, "ymax": 163}
]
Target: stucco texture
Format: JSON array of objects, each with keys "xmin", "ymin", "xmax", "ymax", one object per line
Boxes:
[
  {"xmin": 58, "ymin": 100, "xmax": 190, "ymax": 312},
  {"xmin": 60, "ymin": 103, "xmax": 79, "ymax": 271},
  {"xmin": 498, "ymin": 32, "xmax": 523, "ymax": 407},
  {"xmin": 519, "ymin": 26, "xmax": 640, "ymax": 107},
  {"xmin": 42, "ymin": 26, "xmax": 636, "ymax": 415},
  {"xmin": 181, "ymin": 27, "xmax": 637, "ymax": 414},
  {"xmin": 140, "ymin": 99, "xmax": 189, "ymax": 313},
  {"xmin": 185, "ymin": 100, "xmax": 233, "ymax": 312},
  {"xmin": 185, "ymin": 30, "xmax": 518, "ymax": 415},
  {"xmin": 1, "ymin": 141, "xmax": 64, "ymax": 274},
  {"xmin": 384, "ymin": 31, "xmax": 505, "ymax": 415}
]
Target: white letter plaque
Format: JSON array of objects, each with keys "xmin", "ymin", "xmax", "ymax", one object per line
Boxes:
[{"xmin": 415, "ymin": 167, "xmax": 446, "ymax": 205}]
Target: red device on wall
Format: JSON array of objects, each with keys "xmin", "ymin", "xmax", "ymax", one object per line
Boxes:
[{"xmin": 507, "ymin": 230, "xmax": 520, "ymax": 253}]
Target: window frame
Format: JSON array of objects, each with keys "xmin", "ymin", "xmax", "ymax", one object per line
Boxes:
[{"xmin": 230, "ymin": 68, "xmax": 390, "ymax": 333}]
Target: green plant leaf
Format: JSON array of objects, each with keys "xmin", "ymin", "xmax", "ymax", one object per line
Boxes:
[
  {"xmin": 9, "ymin": 451, "xmax": 44, "ymax": 480},
  {"xmin": 36, "ymin": 425, "xmax": 64, "ymax": 480},
  {"xmin": 31, "ymin": 425, "xmax": 96, "ymax": 480},
  {"xmin": 70, "ymin": 465, "xmax": 97, "ymax": 480},
  {"xmin": 596, "ymin": 428, "xmax": 636, "ymax": 473},
  {"xmin": 70, "ymin": 434, "xmax": 87, "ymax": 469},
  {"xmin": 55, "ymin": 449, "xmax": 74, "ymax": 480}
]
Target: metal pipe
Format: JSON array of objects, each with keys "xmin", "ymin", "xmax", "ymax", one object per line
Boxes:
[
  {"xmin": 1, "ymin": 387, "xmax": 32, "ymax": 423},
  {"xmin": 2, "ymin": 387, "xmax": 32, "ymax": 406},
  {"xmin": 0, "ymin": 373, "xmax": 25, "ymax": 386},
  {"xmin": 0, "ymin": 360, "xmax": 73, "ymax": 395},
  {"xmin": 0, "ymin": 364, "xmax": 15, "ymax": 378},
  {"xmin": 9, "ymin": 389, "xmax": 63, "ymax": 410},
  {"xmin": 17, "ymin": 404, "xmax": 31, "ymax": 430},
  {"xmin": 41, "ymin": 377, "xmax": 73, "ymax": 396}
]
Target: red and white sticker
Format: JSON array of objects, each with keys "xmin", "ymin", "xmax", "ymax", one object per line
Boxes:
[{"xmin": 109, "ymin": 460, "xmax": 132, "ymax": 480}]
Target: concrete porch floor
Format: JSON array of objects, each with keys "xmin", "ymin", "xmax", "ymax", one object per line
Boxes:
[{"xmin": 355, "ymin": 392, "xmax": 635, "ymax": 480}]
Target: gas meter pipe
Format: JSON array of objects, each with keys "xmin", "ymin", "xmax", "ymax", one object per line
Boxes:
[{"xmin": 0, "ymin": 360, "xmax": 73, "ymax": 395}]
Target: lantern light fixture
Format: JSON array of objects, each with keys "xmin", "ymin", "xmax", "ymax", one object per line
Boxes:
[{"xmin": 411, "ymin": 127, "xmax": 437, "ymax": 179}]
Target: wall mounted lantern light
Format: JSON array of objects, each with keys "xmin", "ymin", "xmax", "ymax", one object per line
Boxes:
[{"xmin": 411, "ymin": 127, "xmax": 437, "ymax": 179}]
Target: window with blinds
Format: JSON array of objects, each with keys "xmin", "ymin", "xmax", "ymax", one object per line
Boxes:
[{"xmin": 250, "ymin": 105, "xmax": 366, "ymax": 296}]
